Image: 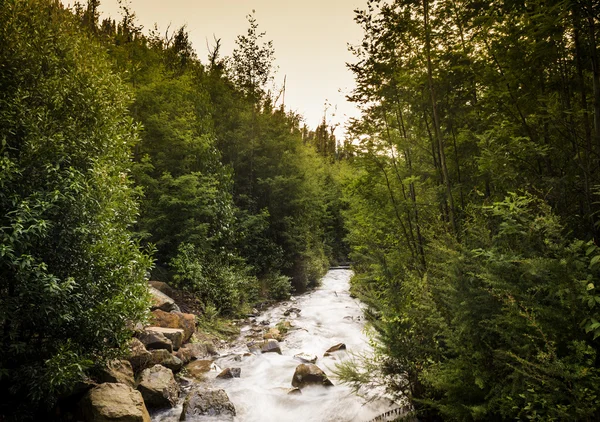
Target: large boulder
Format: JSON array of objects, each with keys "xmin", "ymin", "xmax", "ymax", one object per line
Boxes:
[
  {"xmin": 148, "ymin": 280, "xmax": 177, "ymax": 298},
  {"xmin": 149, "ymin": 349, "xmax": 183, "ymax": 372},
  {"xmin": 79, "ymin": 383, "xmax": 150, "ymax": 422},
  {"xmin": 149, "ymin": 287, "xmax": 180, "ymax": 313},
  {"xmin": 142, "ymin": 327, "xmax": 184, "ymax": 351},
  {"xmin": 127, "ymin": 338, "xmax": 153, "ymax": 372},
  {"xmin": 291, "ymin": 364, "xmax": 334, "ymax": 389},
  {"xmin": 151, "ymin": 309, "xmax": 196, "ymax": 343},
  {"xmin": 138, "ymin": 330, "xmax": 173, "ymax": 352},
  {"xmin": 137, "ymin": 365, "xmax": 180, "ymax": 408},
  {"xmin": 180, "ymin": 388, "xmax": 235, "ymax": 420},
  {"xmin": 97, "ymin": 360, "xmax": 135, "ymax": 387},
  {"xmin": 175, "ymin": 343, "xmax": 209, "ymax": 364}
]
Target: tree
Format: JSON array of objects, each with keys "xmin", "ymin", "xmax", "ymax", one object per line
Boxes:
[
  {"xmin": 342, "ymin": 0, "xmax": 600, "ymax": 419},
  {"xmin": 0, "ymin": 1, "xmax": 151, "ymax": 417},
  {"xmin": 228, "ymin": 10, "xmax": 276, "ymax": 100}
]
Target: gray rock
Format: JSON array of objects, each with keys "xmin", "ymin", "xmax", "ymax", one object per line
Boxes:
[
  {"xmin": 138, "ymin": 330, "xmax": 173, "ymax": 353},
  {"xmin": 176, "ymin": 343, "xmax": 209, "ymax": 364},
  {"xmin": 260, "ymin": 339, "xmax": 281, "ymax": 354},
  {"xmin": 291, "ymin": 364, "xmax": 334, "ymax": 389},
  {"xmin": 144, "ymin": 327, "xmax": 184, "ymax": 351},
  {"xmin": 137, "ymin": 365, "xmax": 179, "ymax": 408},
  {"xmin": 150, "ymin": 349, "xmax": 183, "ymax": 372},
  {"xmin": 128, "ymin": 338, "xmax": 153, "ymax": 372},
  {"xmin": 149, "ymin": 286, "xmax": 180, "ymax": 312},
  {"xmin": 97, "ymin": 360, "xmax": 135, "ymax": 387},
  {"xmin": 79, "ymin": 383, "xmax": 150, "ymax": 422},
  {"xmin": 180, "ymin": 388, "xmax": 235, "ymax": 420},
  {"xmin": 148, "ymin": 280, "xmax": 177, "ymax": 298}
]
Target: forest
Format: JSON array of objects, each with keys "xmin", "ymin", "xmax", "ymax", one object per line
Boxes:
[{"xmin": 0, "ymin": 0, "xmax": 599, "ymax": 420}]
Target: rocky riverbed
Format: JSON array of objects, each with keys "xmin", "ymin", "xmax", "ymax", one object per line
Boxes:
[
  {"xmin": 75, "ymin": 269, "xmax": 406, "ymax": 422},
  {"xmin": 152, "ymin": 269, "xmax": 400, "ymax": 422}
]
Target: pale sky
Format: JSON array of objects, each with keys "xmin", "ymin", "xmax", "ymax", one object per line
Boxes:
[{"xmin": 64, "ymin": 0, "xmax": 365, "ymax": 138}]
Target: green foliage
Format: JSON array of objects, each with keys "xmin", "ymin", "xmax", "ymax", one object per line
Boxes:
[
  {"xmin": 343, "ymin": 0, "xmax": 600, "ymax": 418},
  {"xmin": 170, "ymin": 243, "xmax": 258, "ymax": 313},
  {"xmin": 0, "ymin": 0, "xmax": 151, "ymax": 417},
  {"xmin": 228, "ymin": 11, "xmax": 275, "ymax": 99},
  {"xmin": 421, "ymin": 194, "xmax": 600, "ymax": 420},
  {"xmin": 264, "ymin": 272, "xmax": 292, "ymax": 301}
]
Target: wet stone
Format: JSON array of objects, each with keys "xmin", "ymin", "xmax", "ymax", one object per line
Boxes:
[
  {"xmin": 216, "ymin": 367, "xmax": 241, "ymax": 379},
  {"xmin": 294, "ymin": 353, "xmax": 318, "ymax": 364},
  {"xmin": 326, "ymin": 343, "xmax": 347, "ymax": 353}
]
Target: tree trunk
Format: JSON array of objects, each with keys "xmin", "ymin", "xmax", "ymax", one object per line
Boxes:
[{"xmin": 423, "ymin": 0, "xmax": 457, "ymax": 235}]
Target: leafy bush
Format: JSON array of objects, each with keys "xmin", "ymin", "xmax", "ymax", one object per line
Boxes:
[
  {"xmin": 0, "ymin": 1, "xmax": 151, "ymax": 417},
  {"xmin": 170, "ymin": 243, "xmax": 258, "ymax": 314},
  {"xmin": 423, "ymin": 194, "xmax": 600, "ymax": 420}
]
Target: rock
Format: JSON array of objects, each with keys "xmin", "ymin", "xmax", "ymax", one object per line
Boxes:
[
  {"xmin": 176, "ymin": 343, "xmax": 209, "ymax": 364},
  {"xmin": 291, "ymin": 364, "xmax": 334, "ymax": 389},
  {"xmin": 150, "ymin": 349, "xmax": 183, "ymax": 372},
  {"xmin": 180, "ymin": 388, "xmax": 235, "ymax": 420},
  {"xmin": 204, "ymin": 341, "xmax": 218, "ymax": 355},
  {"xmin": 247, "ymin": 339, "xmax": 281, "ymax": 354},
  {"xmin": 216, "ymin": 368, "xmax": 241, "ymax": 379},
  {"xmin": 185, "ymin": 360, "xmax": 214, "ymax": 380},
  {"xmin": 79, "ymin": 383, "xmax": 151, "ymax": 422},
  {"xmin": 283, "ymin": 307, "xmax": 301, "ymax": 316},
  {"xmin": 263, "ymin": 327, "xmax": 282, "ymax": 341},
  {"xmin": 149, "ymin": 287, "xmax": 180, "ymax": 313},
  {"xmin": 260, "ymin": 339, "xmax": 282, "ymax": 354},
  {"xmin": 151, "ymin": 310, "xmax": 196, "ymax": 343},
  {"xmin": 260, "ymin": 320, "xmax": 270, "ymax": 326},
  {"xmin": 97, "ymin": 360, "xmax": 135, "ymax": 387},
  {"xmin": 294, "ymin": 353, "xmax": 318, "ymax": 364},
  {"xmin": 137, "ymin": 365, "xmax": 179, "ymax": 408},
  {"xmin": 326, "ymin": 343, "xmax": 347, "ymax": 353},
  {"xmin": 144, "ymin": 327, "xmax": 184, "ymax": 351},
  {"xmin": 148, "ymin": 280, "xmax": 177, "ymax": 298},
  {"xmin": 128, "ymin": 338, "xmax": 153, "ymax": 371},
  {"xmin": 138, "ymin": 330, "xmax": 173, "ymax": 352},
  {"xmin": 288, "ymin": 388, "xmax": 302, "ymax": 395}
]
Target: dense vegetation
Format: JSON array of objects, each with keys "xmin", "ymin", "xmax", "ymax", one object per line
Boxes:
[
  {"xmin": 0, "ymin": 0, "xmax": 346, "ymax": 418},
  {"xmin": 340, "ymin": 0, "xmax": 600, "ymax": 420}
]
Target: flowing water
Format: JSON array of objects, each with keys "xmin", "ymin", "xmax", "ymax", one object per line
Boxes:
[{"xmin": 154, "ymin": 269, "xmax": 395, "ymax": 422}]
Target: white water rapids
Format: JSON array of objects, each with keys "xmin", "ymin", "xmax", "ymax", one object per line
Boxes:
[{"xmin": 154, "ymin": 269, "xmax": 395, "ymax": 422}]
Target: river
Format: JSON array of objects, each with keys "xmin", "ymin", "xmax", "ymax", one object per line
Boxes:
[{"xmin": 154, "ymin": 269, "xmax": 396, "ymax": 422}]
